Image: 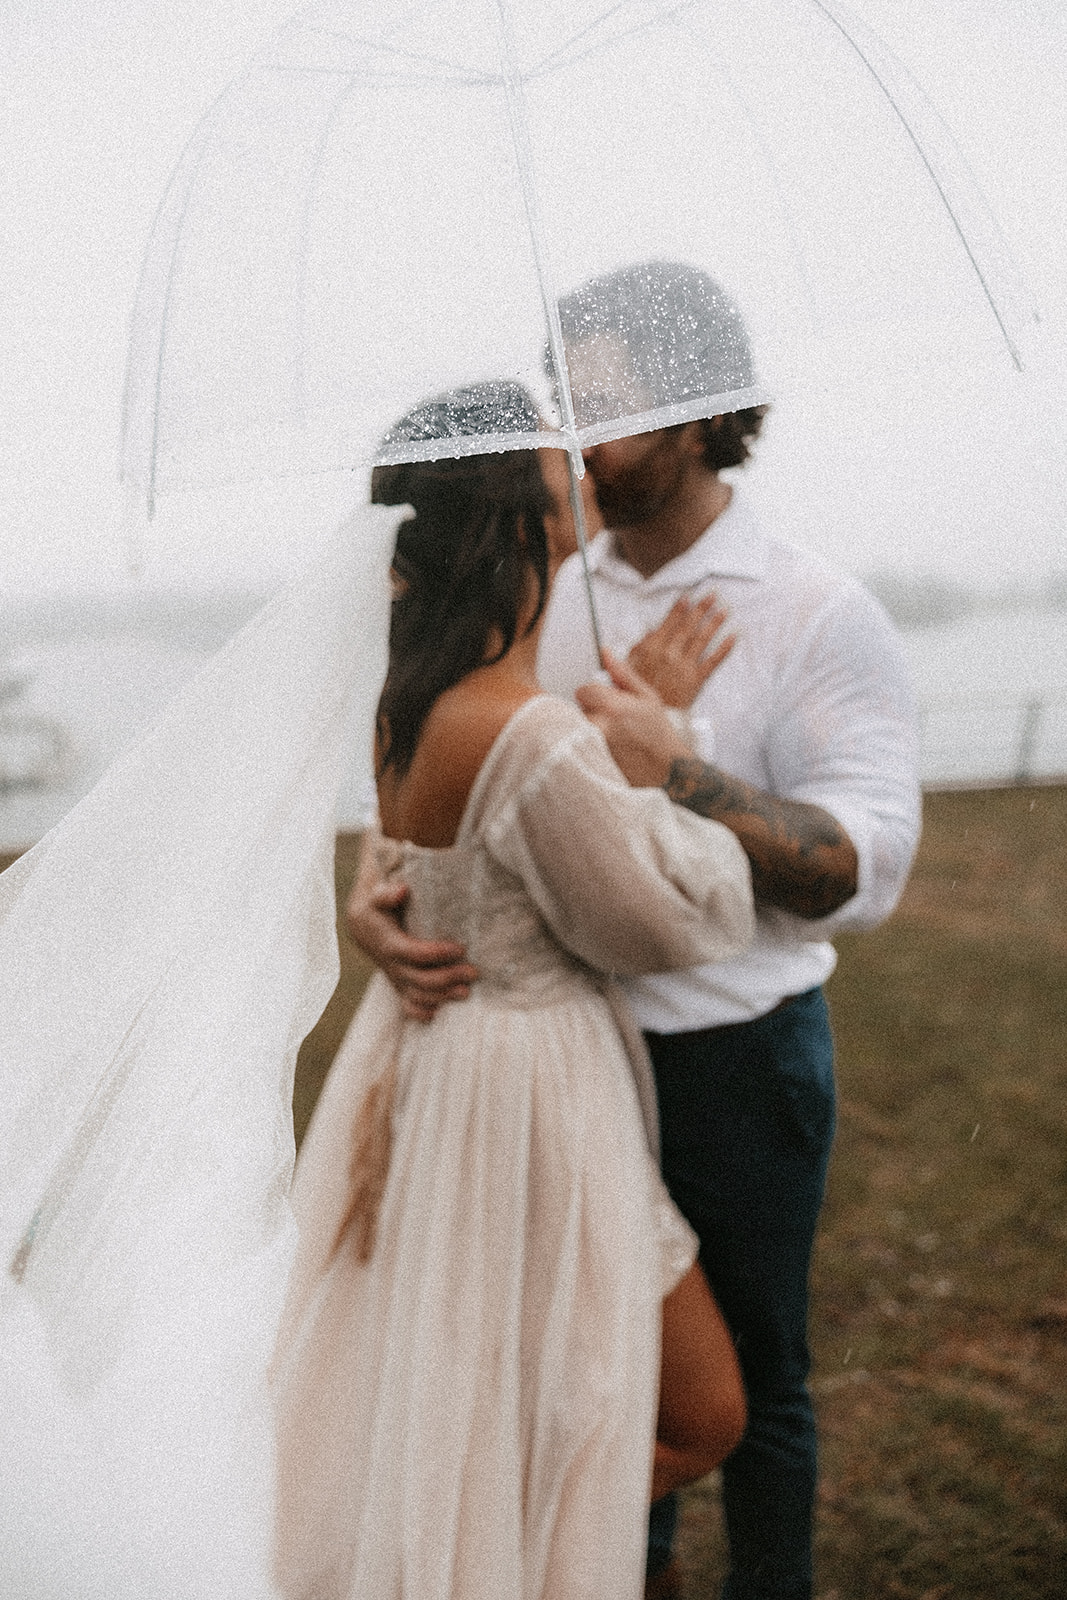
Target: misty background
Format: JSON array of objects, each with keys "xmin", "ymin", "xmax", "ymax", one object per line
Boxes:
[{"xmin": 1, "ymin": 0, "xmax": 1065, "ymax": 846}]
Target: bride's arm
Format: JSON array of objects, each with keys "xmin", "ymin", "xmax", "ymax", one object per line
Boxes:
[
  {"xmin": 578, "ymin": 653, "xmax": 859, "ymax": 920},
  {"xmin": 482, "ymin": 702, "xmax": 754, "ymax": 978}
]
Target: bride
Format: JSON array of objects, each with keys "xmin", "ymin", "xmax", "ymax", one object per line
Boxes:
[{"xmin": 271, "ymin": 382, "xmax": 755, "ymax": 1600}]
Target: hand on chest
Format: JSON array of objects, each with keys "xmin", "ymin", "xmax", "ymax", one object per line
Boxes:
[{"xmin": 603, "ymin": 584, "xmax": 779, "ymax": 769}]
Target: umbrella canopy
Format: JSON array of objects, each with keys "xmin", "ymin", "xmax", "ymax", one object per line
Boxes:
[{"xmin": 121, "ymin": 0, "xmax": 1034, "ymax": 515}]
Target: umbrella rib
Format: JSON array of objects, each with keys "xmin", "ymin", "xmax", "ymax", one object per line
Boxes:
[
  {"xmin": 492, "ymin": 2, "xmax": 576, "ymax": 451},
  {"xmin": 803, "ymin": 0, "xmax": 1028, "ymax": 369},
  {"xmin": 525, "ymin": 0, "xmax": 639, "ymax": 76},
  {"xmin": 493, "ymin": 0, "xmax": 604, "ymax": 663},
  {"xmin": 526, "ymin": 0, "xmax": 703, "ymax": 81},
  {"xmin": 707, "ymin": 61, "xmax": 823, "ymax": 340},
  {"xmin": 289, "ymin": 25, "xmax": 498, "ymax": 86},
  {"xmin": 292, "ymin": 75, "xmax": 361, "ymax": 443},
  {"xmin": 125, "ymin": 71, "xmax": 258, "ymax": 519},
  {"xmin": 270, "ymin": 62, "xmax": 496, "ymax": 87}
]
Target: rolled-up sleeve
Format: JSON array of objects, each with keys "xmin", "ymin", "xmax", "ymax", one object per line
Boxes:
[{"xmin": 764, "ymin": 585, "xmax": 921, "ymax": 937}]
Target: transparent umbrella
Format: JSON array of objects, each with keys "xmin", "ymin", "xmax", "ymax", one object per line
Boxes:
[{"xmin": 122, "ymin": 0, "xmax": 1034, "ymax": 540}]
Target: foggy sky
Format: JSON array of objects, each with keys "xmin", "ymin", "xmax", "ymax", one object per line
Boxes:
[{"xmin": 2, "ymin": 0, "xmax": 1065, "ymax": 598}]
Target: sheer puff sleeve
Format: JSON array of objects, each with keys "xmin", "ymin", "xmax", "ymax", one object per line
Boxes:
[{"xmin": 472, "ymin": 696, "xmax": 755, "ymax": 978}]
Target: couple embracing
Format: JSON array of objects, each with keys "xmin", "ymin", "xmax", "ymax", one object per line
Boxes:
[{"xmin": 272, "ymin": 262, "xmax": 921, "ymax": 1600}]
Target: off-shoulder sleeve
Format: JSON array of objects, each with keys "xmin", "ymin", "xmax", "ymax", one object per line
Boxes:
[{"xmin": 474, "ymin": 698, "xmax": 755, "ymax": 977}]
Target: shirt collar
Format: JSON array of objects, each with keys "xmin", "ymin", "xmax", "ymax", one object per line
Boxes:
[{"xmin": 587, "ymin": 489, "xmax": 768, "ymax": 593}]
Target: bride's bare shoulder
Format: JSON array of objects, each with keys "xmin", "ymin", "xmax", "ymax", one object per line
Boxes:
[{"xmin": 379, "ymin": 682, "xmax": 545, "ymax": 848}]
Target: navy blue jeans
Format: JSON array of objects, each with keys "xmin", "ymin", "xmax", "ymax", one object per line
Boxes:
[{"xmin": 645, "ymin": 988, "xmax": 836, "ymax": 1600}]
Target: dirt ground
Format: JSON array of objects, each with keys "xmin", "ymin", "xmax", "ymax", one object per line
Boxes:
[{"xmin": 681, "ymin": 786, "xmax": 1067, "ymax": 1599}]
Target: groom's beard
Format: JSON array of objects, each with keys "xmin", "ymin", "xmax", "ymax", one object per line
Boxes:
[{"xmin": 587, "ymin": 437, "xmax": 689, "ymax": 528}]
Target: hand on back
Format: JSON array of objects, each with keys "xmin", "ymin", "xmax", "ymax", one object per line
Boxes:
[
  {"xmin": 344, "ymin": 869, "xmax": 478, "ymax": 1024},
  {"xmin": 347, "ymin": 675, "xmax": 536, "ymax": 1022}
]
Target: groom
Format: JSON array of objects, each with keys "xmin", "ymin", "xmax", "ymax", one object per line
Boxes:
[{"xmin": 348, "ymin": 262, "xmax": 921, "ymax": 1600}]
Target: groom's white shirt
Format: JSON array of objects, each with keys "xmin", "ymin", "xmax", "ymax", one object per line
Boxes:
[{"xmin": 537, "ymin": 491, "xmax": 922, "ymax": 1032}]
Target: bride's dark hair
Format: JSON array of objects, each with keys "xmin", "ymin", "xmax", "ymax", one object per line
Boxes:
[{"xmin": 371, "ymin": 382, "xmax": 551, "ymax": 779}]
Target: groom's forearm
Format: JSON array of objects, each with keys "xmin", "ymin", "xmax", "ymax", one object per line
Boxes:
[
  {"xmin": 573, "ymin": 675, "xmax": 858, "ymax": 917},
  {"xmin": 664, "ymin": 757, "xmax": 858, "ymax": 918}
]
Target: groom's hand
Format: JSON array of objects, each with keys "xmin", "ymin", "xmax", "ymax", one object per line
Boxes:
[
  {"xmin": 345, "ymin": 858, "xmax": 478, "ymax": 1023},
  {"xmin": 576, "ymin": 650, "xmax": 692, "ymax": 788}
]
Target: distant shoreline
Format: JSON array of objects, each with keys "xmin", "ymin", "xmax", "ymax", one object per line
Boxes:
[{"xmin": 1, "ymin": 593, "xmax": 1064, "ymax": 851}]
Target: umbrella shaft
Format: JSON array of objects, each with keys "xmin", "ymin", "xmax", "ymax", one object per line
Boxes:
[
  {"xmin": 566, "ymin": 450, "xmax": 604, "ymax": 668},
  {"xmin": 493, "ymin": 0, "xmax": 582, "ymax": 447}
]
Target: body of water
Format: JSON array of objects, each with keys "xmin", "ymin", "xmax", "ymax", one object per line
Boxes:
[
  {"xmin": 901, "ymin": 606, "xmax": 1067, "ymax": 788},
  {"xmin": 0, "ymin": 596, "xmax": 1064, "ymax": 852}
]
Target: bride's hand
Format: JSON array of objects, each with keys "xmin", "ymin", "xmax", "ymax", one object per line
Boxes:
[{"xmin": 627, "ymin": 593, "xmax": 735, "ymax": 710}]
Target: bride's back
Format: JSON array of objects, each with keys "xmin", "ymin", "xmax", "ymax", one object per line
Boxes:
[{"xmin": 377, "ymin": 674, "xmax": 540, "ymax": 850}]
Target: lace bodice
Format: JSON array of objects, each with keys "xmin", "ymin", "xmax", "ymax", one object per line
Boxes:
[{"xmin": 376, "ymin": 833, "xmax": 592, "ymax": 1010}]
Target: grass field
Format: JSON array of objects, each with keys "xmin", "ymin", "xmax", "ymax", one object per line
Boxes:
[
  {"xmin": 674, "ymin": 785, "xmax": 1067, "ymax": 1598},
  {"xmin": 4, "ymin": 784, "xmax": 1063, "ymax": 1596},
  {"xmin": 294, "ymin": 786, "xmax": 1067, "ymax": 1599}
]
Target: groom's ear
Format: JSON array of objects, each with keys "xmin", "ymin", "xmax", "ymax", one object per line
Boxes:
[{"xmin": 683, "ymin": 419, "xmax": 712, "ymax": 457}]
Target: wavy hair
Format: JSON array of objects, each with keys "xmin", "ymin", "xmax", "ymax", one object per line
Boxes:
[{"xmin": 371, "ymin": 383, "xmax": 551, "ymax": 779}]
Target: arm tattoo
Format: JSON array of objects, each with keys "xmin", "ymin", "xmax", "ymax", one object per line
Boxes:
[{"xmin": 665, "ymin": 757, "xmax": 858, "ymax": 918}]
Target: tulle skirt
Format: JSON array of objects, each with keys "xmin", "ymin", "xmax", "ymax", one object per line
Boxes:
[{"xmin": 272, "ymin": 974, "xmax": 696, "ymax": 1600}]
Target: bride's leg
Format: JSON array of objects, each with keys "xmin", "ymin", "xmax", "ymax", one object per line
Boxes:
[{"xmin": 652, "ymin": 1262, "xmax": 746, "ymax": 1501}]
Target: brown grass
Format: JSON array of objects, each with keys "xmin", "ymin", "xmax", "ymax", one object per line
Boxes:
[{"xmin": 679, "ymin": 786, "xmax": 1067, "ymax": 1599}]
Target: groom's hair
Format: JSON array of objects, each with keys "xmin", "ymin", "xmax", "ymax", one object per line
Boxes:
[{"xmin": 555, "ymin": 260, "xmax": 767, "ymax": 471}]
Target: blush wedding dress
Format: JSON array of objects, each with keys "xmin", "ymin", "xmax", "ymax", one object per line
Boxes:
[
  {"xmin": 272, "ymin": 694, "xmax": 752, "ymax": 1600},
  {"xmin": 0, "ymin": 510, "xmax": 752, "ymax": 1600}
]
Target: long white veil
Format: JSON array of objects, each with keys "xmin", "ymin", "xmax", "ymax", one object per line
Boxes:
[{"xmin": 0, "ymin": 505, "xmax": 399, "ymax": 1598}]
